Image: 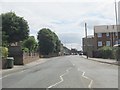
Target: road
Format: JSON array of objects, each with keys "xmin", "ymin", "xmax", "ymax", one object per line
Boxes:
[{"xmin": 2, "ymin": 55, "xmax": 118, "ymax": 89}]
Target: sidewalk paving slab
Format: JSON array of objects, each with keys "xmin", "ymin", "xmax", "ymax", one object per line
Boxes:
[{"xmin": 82, "ymin": 55, "xmax": 120, "ymax": 66}]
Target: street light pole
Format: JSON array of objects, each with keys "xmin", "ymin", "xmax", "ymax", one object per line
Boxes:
[
  {"xmin": 115, "ymin": 0, "xmax": 119, "ymax": 44},
  {"xmin": 85, "ymin": 22, "xmax": 88, "ymax": 59}
]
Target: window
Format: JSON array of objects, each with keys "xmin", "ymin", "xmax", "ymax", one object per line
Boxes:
[
  {"xmin": 106, "ymin": 33, "xmax": 110, "ymax": 37},
  {"xmin": 97, "ymin": 33, "xmax": 102, "ymax": 38},
  {"xmin": 106, "ymin": 41, "xmax": 110, "ymax": 46},
  {"xmin": 98, "ymin": 41, "xmax": 102, "ymax": 46}
]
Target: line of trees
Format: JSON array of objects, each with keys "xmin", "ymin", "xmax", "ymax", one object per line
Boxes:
[{"xmin": 1, "ymin": 11, "xmax": 61, "ymax": 57}]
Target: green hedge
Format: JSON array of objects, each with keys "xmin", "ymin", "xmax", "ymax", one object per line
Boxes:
[
  {"xmin": 98, "ymin": 46, "xmax": 114, "ymax": 59},
  {"xmin": 115, "ymin": 47, "xmax": 120, "ymax": 61}
]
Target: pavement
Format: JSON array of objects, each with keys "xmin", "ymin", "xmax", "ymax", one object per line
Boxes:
[
  {"xmin": 81, "ymin": 55, "xmax": 120, "ymax": 66},
  {"xmin": 1, "ymin": 55, "xmax": 118, "ymax": 88}
]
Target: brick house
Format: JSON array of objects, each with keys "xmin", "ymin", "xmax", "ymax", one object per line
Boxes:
[
  {"xmin": 82, "ymin": 25, "xmax": 120, "ymax": 58},
  {"xmin": 94, "ymin": 25, "xmax": 120, "ymax": 50}
]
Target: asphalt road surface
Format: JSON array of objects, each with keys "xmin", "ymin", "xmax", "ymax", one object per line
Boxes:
[{"xmin": 2, "ymin": 55, "xmax": 118, "ymax": 89}]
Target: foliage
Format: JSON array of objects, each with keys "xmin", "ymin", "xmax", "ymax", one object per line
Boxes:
[
  {"xmin": 1, "ymin": 47, "xmax": 8, "ymax": 58},
  {"xmin": 114, "ymin": 47, "xmax": 120, "ymax": 61},
  {"xmin": 98, "ymin": 46, "xmax": 114, "ymax": 59},
  {"xmin": 22, "ymin": 36, "xmax": 37, "ymax": 54},
  {"xmin": 22, "ymin": 47, "xmax": 29, "ymax": 53},
  {"xmin": 37, "ymin": 28, "xmax": 61, "ymax": 55},
  {"xmin": 1, "ymin": 12, "xmax": 29, "ymax": 45},
  {"xmin": 2, "ymin": 31, "xmax": 8, "ymax": 46}
]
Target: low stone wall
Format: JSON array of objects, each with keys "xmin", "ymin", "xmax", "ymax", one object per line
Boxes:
[
  {"xmin": 23, "ymin": 53, "xmax": 39, "ymax": 65},
  {"xmin": 8, "ymin": 46, "xmax": 39, "ymax": 65}
]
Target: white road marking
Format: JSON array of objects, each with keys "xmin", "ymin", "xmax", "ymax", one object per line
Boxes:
[
  {"xmin": 78, "ymin": 68, "xmax": 93, "ymax": 88},
  {"xmin": 48, "ymin": 67, "xmax": 72, "ymax": 88}
]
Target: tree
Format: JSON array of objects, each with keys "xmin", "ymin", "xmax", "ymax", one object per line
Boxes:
[
  {"xmin": 37, "ymin": 28, "xmax": 61, "ymax": 55},
  {"xmin": 1, "ymin": 12, "xmax": 29, "ymax": 45},
  {"xmin": 22, "ymin": 36, "xmax": 37, "ymax": 56}
]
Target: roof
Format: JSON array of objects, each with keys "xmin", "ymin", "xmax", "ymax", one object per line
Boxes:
[{"xmin": 94, "ymin": 25, "xmax": 120, "ymax": 33}]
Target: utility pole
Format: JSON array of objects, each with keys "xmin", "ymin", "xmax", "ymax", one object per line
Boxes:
[
  {"xmin": 115, "ymin": 0, "xmax": 119, "ymax": 44},
  {"xmin": 85, "ymin": 22, "xmax": 88, "ymax": 59},
  {"xmin": 115, "ymin": 0, "xmax": 118, "ymax": 26}
]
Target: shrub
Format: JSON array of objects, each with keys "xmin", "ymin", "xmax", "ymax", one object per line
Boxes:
[
  {"xmin": 1, "ymin": 47, "xmax": 8, "ymax": 58},
  {"xmin": 22, "ymin": 47, "xmax": 29, "ymax": 53},
  {"xmin": 114, "ymin": 47, "xmax": 120, "ymax": 61},
  {"xmin": 98, "ymin": 46, "xmax": 114, "ymax": 59}
]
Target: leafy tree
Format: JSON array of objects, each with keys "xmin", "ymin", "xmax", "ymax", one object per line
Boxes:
[
  {"xmin": 22, "ymin": 36, "xmax": 37, "ymax": 55},
  {"xmin": 1, "ymin": 12, "xmax": 29, "ymax": 45},
  {"xmin": 2, "ymin": 31, "xmax": 8, "ymax": 47},
  {"xmin": 37, "ymin": 28, "xmax": 61, "ymax": 55}
]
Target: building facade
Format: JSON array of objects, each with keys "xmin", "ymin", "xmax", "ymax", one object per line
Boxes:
[
  {"xmin": 94, "ymin": 25, "xmax": 120, "ymax": 50},
  {"xmin": 82, "ymin": 35, "xmax": 95, "ymax": 57}
]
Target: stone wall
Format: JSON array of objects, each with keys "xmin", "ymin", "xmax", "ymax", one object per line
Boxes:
[{"xmin": 8, "ymin": 46, "xmax": 39, "ymax": 65}]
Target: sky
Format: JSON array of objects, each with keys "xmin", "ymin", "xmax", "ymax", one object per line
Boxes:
[{"xmin": 0, "ymin": 0, "xmax": 120, "ymax": 50}]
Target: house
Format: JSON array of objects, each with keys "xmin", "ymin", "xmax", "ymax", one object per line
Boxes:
[{"xmin": 94, "ymin": 25, "xmax": 120, "ymax": 50}]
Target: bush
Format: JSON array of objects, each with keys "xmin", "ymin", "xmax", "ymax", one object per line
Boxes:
[
  {"xmin": 114, "ymin": 47, "xmax": 120, "ymax": 61},
  {"xmin": 22, "ymin": 47, "xmax": 29, "ymax": 53},
  {"xmin": 1, "ymin": 47, "xmax": 8, "ymax": 58},
  {"xmin": 98, "ymin": 46, "xmax": 114, "ymax": 59}
]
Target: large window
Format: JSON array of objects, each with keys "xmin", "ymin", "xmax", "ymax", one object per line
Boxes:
[
  {"xmin": 97, "ymin": 33, "xmax": 102, "ymax": 38},
  {"xmin": 98, "ymin": 41, "xmax": 102, "ymax": 46},
  {"xmin": 106, "ymin": 41, "xmax": 110, "ymax": 46}
]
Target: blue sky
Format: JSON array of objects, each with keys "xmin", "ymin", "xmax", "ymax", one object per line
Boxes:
[{"xmin": 1, "ymin": 0, "xmax": 120, "ymax": 50}]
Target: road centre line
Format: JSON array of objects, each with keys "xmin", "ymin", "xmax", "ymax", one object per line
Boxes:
[
  {"xmin": 48, "ymin": 67, "xmax": 72, "ymax": 88},
  {"xmin": 78, "ymin": 68, "xmax": 93, "ymax": 88}
]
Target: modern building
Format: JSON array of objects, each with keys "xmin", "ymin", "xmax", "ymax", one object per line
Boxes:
[
  {"xmin": 94, "ymin": 25, "xmax": 120, "ymax": 50},
  {"xmin": 82, "ymin": 35, "xmax": 95, "ymax": 57}
]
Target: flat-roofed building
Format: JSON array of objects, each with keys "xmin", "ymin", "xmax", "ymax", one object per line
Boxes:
[{"xmin": 94, "ymin": 25, "xmax": 120, "ymax": 49}]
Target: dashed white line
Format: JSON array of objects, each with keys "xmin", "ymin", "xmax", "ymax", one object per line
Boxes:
[
  {"xmin": 78, "ymin": 68, "xmax": 93, "ymax": 88},
  {"xmin": 48, "ymin": 67, "xmax": 72, "ymax": 88}
]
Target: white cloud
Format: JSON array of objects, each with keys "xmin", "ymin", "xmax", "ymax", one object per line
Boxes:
[{"xmin": 1, "ymin": 1, "xmax": 119, "ymax": 50}]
